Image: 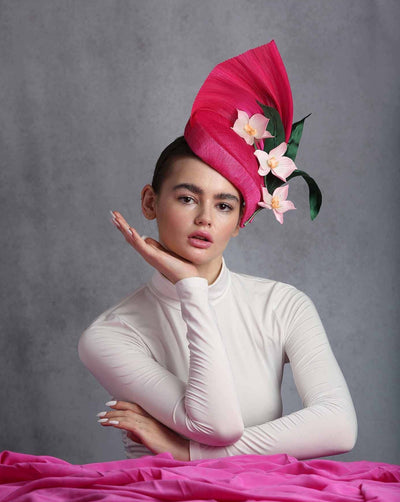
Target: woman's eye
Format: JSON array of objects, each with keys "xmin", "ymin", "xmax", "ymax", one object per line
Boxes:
[
  {"xmin": 218, "ymin": 203, "xmax": 233, "ymax": 211},
  {"xmin": 178, "ymin": 196, "xmax": 195, "ymax": 204}
]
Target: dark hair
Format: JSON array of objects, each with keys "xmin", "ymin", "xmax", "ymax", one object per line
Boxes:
[
  {"xmin": 151, "ymin": 136, "xmax": 198, "ymax": 195},
  {"xmin": 151, "ymin": 136, "xmax": 244, "ymax": 218}
]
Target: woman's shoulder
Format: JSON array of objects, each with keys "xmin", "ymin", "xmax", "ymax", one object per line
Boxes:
[
  {"xmin": 229, "ymin": 269, "xmax": 312, "ymax": 309},
  {"xmin": 85, "ymin": 282, "xmax": 152, "ymax": 330},
  {"xmin": 230, "ymin": 269, "xmax": 301, "ymax": 294},
  {"xmin": 229, "ymin": 269, "xmax": 318, "ymax": 328},
  {"xmin": 79, "ymin": 283, "xmax": 153, "ymax": 363}
]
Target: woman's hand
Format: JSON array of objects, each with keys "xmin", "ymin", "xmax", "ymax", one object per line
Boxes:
[
  {"xmin": 110, "ymin": 210, "xmax": 199, "ymax": 284},
  {"xmin": 97, "ymin": 400, "xmax": 190, "ymax": 461}
]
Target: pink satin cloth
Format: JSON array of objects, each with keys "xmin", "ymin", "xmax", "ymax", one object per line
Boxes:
[{"xmin": 0, "ymin": 451, "xmax": 399, "ymax": 501}]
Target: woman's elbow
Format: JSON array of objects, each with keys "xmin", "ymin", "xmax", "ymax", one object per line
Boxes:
[
  {"xmin": 336, "ymin": 412, "xmax": 358, "ymax": 453},
  {"xmin": 78, "ymin": 328, "xmax": 99, "ymax": 369},
  {"xmin": 202, "ymin": 419, "xmax": 244, "ymax": 446},
  {"xmin": 216, "ymin": 423, "xmax": 244, "ymax": 446},
  {"xmin": 78, "ymin": 330, "xmax": 89, "ymax": 363}
]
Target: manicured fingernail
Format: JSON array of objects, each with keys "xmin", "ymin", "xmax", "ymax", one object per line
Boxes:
[
  {"xmin": 106, "ymin": 400, "xmax": 117, "ymax": 406},
  {"xmin": 97, "ymin": 411, "xmax": 107, "ymax": 417},
  {"xmin": 109, "ymin": 420, "xmax": 119, "ymax": 425},
  {"xmin": 109, "ymin": 210, "xmax": 115, "ymax": 218},
  {"xmin": 98, "ymin": 418, "xmax": 109, "ymax": 423},
  {"xmin": 128, "ymin": 228, "xmax": 133, "ymax": 236},
  {"xmin": 111, "ymin": 218, "xmax": 120, "ymax": 228},
  {"xmin": 141, "ymin": 235, "xmax": 148, "ymax": 240}
]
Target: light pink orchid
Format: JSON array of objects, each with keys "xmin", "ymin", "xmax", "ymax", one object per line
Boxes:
[
  {"xmin": 232, "ymin": 110, "xmax": 273, "ymax": 146},
  {"xmin": 258, "ymin": 185, "xmax": 296, "ymax": 224},
  {"xmin": 254, "ymin": 142, "xmax": 296, "ymax": 182}
]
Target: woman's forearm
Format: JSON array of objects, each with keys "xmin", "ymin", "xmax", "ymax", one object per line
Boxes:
[
  {"xmin": 189, "ymin": 398, "xmax": 357, "ymax": 460},
  {"xmin": 79, "ymin": 277, "xmax": 243, "ymax": 446},
  {"xmin": 174, "ymin": 276, "xmax": 244, "ymax": 442}
]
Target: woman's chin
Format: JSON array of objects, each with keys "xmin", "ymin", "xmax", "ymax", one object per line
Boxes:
[
  {"xmin": 182, "ymin": 244, "xmax": 217, "ymax": 264},
  {"xmin": 160, "ymin": 238, "xmax": 220, "ymax": 270},
  {"xmin": 183, "ymin": 251, "xmax": 222, "ymax": 271},
  {"xmin": 162, "ymin": 240, "xmax": 205, "ymax": 262}
]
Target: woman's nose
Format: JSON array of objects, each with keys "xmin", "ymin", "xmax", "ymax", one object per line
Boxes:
[{"xmin": 194, "ymin": 205, "xmax": 212, "ymax": 226}]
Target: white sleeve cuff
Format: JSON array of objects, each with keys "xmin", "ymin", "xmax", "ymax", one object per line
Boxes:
[
  {"xmin": 189, "ymin": 439, "xmax": 203, "ymax": 460},
  {"xmin": 175, "ymin": 276, "xmax": 209, "ymax": 298}
]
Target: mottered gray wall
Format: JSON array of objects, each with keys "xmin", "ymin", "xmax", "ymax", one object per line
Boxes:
[{"xmin": 1, "ymin": 0, "xmax": 399, "ymax": 464}]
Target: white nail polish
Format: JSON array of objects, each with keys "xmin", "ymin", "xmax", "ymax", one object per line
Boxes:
[
  {"xmin": 98, "ymin": 418, "xmax": 108, "ymax": 423},
  {"xmin": 105, "ymin": 400, "xmax": 117, "ymax": 406},
  {"xmin": 141, "ymin": 235, "xmax": 149, "ymax": 240},
  {"xmin": 96, "ymin": 411, "xmax": 107, "ymax": 417},
  {"xmin": 109, "ymin": 420, "xmax": 119, "ymax": 425},
  {"xmin": 128, "ymin": 229, "xmax": 133, "ymax": 236},
  {"xmin": 109, "ymin": 210, "xmax": 119, "ymax": 225}
]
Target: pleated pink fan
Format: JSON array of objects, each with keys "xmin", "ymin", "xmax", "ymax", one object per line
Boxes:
[{"xmin": 184, "ymin": 40, "xmax": 293, "ymax": 227}]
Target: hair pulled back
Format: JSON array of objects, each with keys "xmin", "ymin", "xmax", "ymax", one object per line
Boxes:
[{"xmin": 151, "ymin": 136, "xmax": 198, "ymax": 195}]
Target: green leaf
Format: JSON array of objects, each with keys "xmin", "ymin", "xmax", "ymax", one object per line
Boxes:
[
  {"xmin": 243, "ymin": 169, "xmax": 322, "ymax": 225},
  {"xmin": 286, "ymin": 113, "xmax": 311, "ymax": 161},
  {"xmin": 265, "ymin": 171, "xmax": 285, "ymax": 195},
  {"xmin": 286, "ymin": 169, "xmax": 322, "ymax": 220},
  {"xmin": 256, "ymin": 101, "xmax": 285, "ymax": 152}
]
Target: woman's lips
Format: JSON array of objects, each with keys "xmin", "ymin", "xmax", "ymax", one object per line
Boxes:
[{"xmin": 188, "ymin": 237, "xmax": 212, "ymax": 248}]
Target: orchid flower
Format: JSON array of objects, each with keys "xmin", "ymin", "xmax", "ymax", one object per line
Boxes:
[
  {"xmin": 232, "ymin": 110, "xmax": 273, "ymax": 146},
  {"xmin": 254, "ymin": 142, "xmax": 296, "ymax": 182},
  {"xmin": 258, "ymin": 185, "xmax": 296, "ymax": 224}
]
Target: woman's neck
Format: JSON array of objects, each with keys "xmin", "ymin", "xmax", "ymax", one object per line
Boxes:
[{"xmin": 195, "ymin": 258, "xmax": 223, "ymax": 285}]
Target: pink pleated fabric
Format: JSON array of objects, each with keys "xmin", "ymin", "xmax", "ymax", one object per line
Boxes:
[
  {"xmin": 184, "ymin": 40, "xmax": 293, "ymax": 227},
  {"xmin": 1, "ymin": 450, "xmax": 399, "ymax": 501}
]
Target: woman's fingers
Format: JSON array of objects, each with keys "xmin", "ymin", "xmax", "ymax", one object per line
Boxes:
[
  {"xmin": 123, "ymin": 225, "xmax": 190, "ymax": 278},
  {"xmin": 110, "ymin": 212, "xmax": 168, "ymax": 267},
  {"xmin": 97, "ymin": 400, "xmax": 151, "ymax": 426},
  {"xmin": 111, "ymin": 212, "xmax": 160, "ymax": 258},
  {"xmin": 111, "ymin": 212, "xmax": 138, "ymax": 246},
  {"xmin": 110, "ymin": 210, "xmax": 199, "ymax": 284},
  {"xmin": 98, "ymin": 410, "xmax": 149, "ymax": 437},
  {"xmin": 108, "ymin": 400, "xmax": 150, "ymax": 415}
]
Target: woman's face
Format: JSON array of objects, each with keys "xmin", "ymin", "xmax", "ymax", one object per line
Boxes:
[{"xmin": 151, "ymin": 156, "xmax": 241, "ymax": 277}]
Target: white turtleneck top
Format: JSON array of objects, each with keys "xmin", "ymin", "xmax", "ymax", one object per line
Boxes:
[{"xmin": 78, "ymin": 257, "xmax": 357, "ymax": 460}]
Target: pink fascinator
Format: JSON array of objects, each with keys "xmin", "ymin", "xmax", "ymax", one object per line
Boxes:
[{"xmin": 184, "ymin": 40, "xmax": 321, "ymax": 226}]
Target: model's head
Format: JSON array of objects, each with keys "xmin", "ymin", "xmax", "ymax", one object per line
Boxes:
[
  {"xmin": 141, "ymin": 137, "xmax": 244, "ymax": 274},
  {"xmin": 151, "ymin": 136, "xmax": 244, "ymax": 212}
]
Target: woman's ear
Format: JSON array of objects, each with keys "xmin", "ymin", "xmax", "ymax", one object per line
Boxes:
[
  {"xmin": 232, "ymin": 203, "xmax": 243, "ymax": 237},
  {"xmin": 141, "ymin": 184, "xmax": 157, "ymax": 220}
]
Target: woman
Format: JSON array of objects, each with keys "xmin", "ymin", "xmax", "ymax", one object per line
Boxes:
[{"xmin": 78, "ymin": 41, "xmax": 357, "ymax": 462}]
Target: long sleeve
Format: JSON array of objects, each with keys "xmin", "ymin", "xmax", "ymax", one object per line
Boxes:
[
  {"xmin": 78, "ymin": 276, "xmax": 244, "ymax": 446},
  {"xmin": 189, "ymin": 288, "xmax": 357, "ymax": 460}
]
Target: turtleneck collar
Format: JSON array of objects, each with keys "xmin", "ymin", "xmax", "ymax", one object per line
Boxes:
[{"xmin": 148, "ymin": 256, "xmax": 231, "ymax": 307}]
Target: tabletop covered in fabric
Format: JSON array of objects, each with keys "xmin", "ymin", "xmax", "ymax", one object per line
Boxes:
[{"xmin": 0, "ymin": 450, "xmax": 399, "ymax": 501}]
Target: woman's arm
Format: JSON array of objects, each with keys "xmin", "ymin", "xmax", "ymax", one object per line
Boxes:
[
  {"xmin": 96, "ymin": 400, "xmax": 191, "ymax": 461},
  {"xmin": 188, "ymin": 289, "xmax": 357, "ymax": 460},
  {"xmin": 79, "ymin": 279, "xmax": 243, "ymax": 446},
  {"xmin": 79, "ymin": 212, "xmax": 243, "ymax": 446}
]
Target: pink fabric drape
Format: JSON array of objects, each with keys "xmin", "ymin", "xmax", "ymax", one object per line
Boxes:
[{"xmin": 1, "ymin": 450, "xmax": 399, "ymax": 501}]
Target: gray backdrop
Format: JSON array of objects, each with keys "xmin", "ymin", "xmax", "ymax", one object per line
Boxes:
[{"xmin": 1, "ymin": 0, "xmax": 399, "ymax": 465}]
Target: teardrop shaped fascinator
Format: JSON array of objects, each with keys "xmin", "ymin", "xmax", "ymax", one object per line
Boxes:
[{"xmin": 184, "ymin": 40, "xmax": 322, "ymax": 226}]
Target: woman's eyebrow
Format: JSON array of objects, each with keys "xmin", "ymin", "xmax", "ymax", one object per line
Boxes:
[{"xmin": 172, "ymin": 183, "xmax": 240, "ymax": 203}]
